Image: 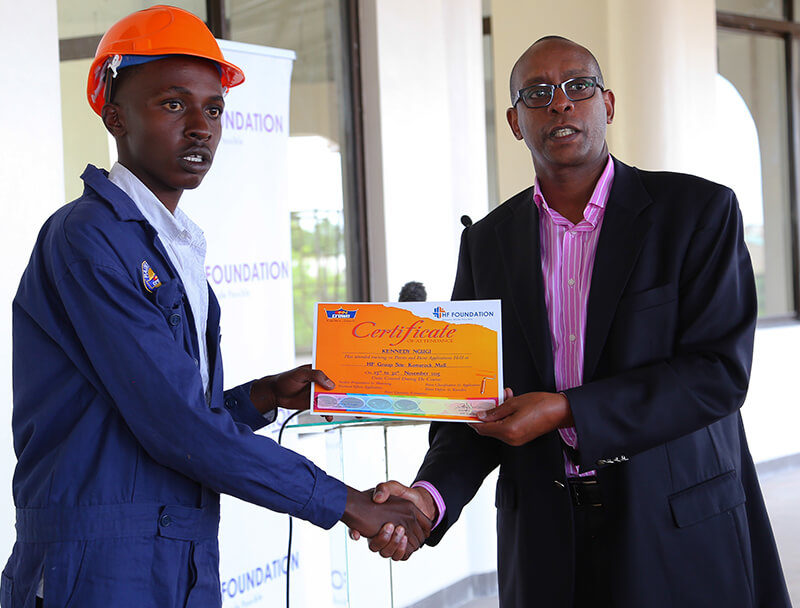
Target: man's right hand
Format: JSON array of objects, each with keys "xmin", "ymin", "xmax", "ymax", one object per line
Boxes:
[
  {"xmin": 349, "ymin": 481, "xmax": 437, "ymax": 560},
  {"xmin": 340, "ymin": 486, "xmax": 432, "ymax": 557}
]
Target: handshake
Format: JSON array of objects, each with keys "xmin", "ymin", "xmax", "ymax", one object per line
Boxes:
[{"xmin": 341, "ymin": 481, "xmax": 436, "ymax": 561}]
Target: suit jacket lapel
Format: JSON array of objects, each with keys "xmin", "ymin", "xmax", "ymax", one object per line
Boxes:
[
  {"xmin": 496, "ymin": 192, "xmax": 556, "ymax": 391},
  {"xmin": 584, "ymin": 158, "xmax": 653, "ymax": 381}
]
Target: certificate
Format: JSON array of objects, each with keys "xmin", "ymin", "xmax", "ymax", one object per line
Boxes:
[{"xmin": 311, "ymin": 300, "xmax": 503, "ymax": 422}]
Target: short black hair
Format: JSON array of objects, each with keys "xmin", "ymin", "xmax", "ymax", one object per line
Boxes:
[
  {"xmin": 398, "ymin": 281, "xmax": 427, "ymax": 302},
  {"xmin": 106, "ymin": 63, "xmax": 147, "ymax": 106},
  {"xmin": 509, "ymin": 36, "xmax": 605, "ymax": 103}
]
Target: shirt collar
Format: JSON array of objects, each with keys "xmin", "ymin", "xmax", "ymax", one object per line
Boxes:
[
  {"xmin": 108, "ymin": 162, "xmax": 205, "ymax": 248},
  {"xmin": 532, "ymin": 155, "xmax": 615, "ymax": 225}
]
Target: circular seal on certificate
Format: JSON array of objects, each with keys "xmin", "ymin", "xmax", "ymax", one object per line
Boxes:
[
  {"xmin": 366, "ymin": 397, "xmax": 391, "ymax": 411},
  {"xmin": 316, "ymin": 394, "xmax": 342, "ymax": 409},
  {"xmin": 394, "ymin": 399, "xmax": 421, "ymax": 413},
  {"xmin": 340, "ymin": 396, "xmax": 365, "ymax": 410}
]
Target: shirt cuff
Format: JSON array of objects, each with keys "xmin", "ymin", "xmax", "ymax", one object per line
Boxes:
[{"xmin": 412, "ymin": 481, "xmax": 446, "ymax": 530}]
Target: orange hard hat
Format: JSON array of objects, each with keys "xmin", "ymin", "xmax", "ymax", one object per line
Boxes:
[{"xmin": 87, "ymin": 5, "xmax": 245, "ymax": 116}]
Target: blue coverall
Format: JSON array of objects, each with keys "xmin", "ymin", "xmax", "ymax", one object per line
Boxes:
[{"xmin": 1, "ymin": 165, "xmax": 347, "ymax": 607}]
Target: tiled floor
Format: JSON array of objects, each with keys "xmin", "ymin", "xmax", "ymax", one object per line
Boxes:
[
  {"xmin": 460, "ymin": 466, "xmax": 800, "ymax": 608},
  {"xmin": 761, "ymin": 466, "xmax": 800, "ymax": 607}
]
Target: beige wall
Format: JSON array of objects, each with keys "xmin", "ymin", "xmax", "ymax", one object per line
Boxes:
[
  {"xmin": 489, "ymin": 0, "xmax": 717, "ymax": 202},
  {"xmin": 57, "ymin": 0, "xmax": 206, "ymax": 38},
  {"xmin": 60, "ymin": 58, "xmax": 112, "ymax": 202}
]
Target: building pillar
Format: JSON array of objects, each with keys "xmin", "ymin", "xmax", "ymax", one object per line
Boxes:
[{"xmin": 359, "ymin": 0, "xmax": 489, "ymax": 301}]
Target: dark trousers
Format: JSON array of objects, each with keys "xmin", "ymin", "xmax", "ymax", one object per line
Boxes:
[{"xmin": 570, "ymin": 477, "xmax": 613, "ymax": 607}]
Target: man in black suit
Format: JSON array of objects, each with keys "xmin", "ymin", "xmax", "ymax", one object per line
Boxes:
[{"xmin": 358, "ymin": 36, "xmax": 791, "ymax": 607}]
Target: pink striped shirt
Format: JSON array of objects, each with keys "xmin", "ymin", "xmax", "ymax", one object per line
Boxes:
[
  {"xmin": 420, "ymin": 156, "xmax": 615, "ymax": 525},
  {"xmin": 536, "ymin": 155, "xmax": 614, "ymax": 476}
]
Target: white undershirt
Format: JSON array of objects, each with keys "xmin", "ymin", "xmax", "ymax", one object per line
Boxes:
[{"xmin": 109, "ymin": 162, "xmax": 211, "ymax": 401}]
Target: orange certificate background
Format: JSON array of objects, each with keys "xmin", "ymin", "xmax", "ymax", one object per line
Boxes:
[{"xmin": 312, "ymin": 302, "xmax": 501, "ymax": 421}]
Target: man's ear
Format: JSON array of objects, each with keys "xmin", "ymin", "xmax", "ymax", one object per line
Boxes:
[
  {"xmin": 506, "ymin": 107, "xmax": 523, "ymax": 141},
  {"xmin": 101, "ymin": 103, "xmax": 126, "ymax": 137},
  {"xmin": 604, "ymin": 89, "xmax": 615, "ymax": 124}
]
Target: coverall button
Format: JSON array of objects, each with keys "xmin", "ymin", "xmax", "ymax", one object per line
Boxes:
[
  {"xmin": 224, "ymin": 398, "xmax": 236, "ymax": 409},
  {"xmin": 160, "ymin": 514, "xmax": 172, "ymax": 527},
  {"xmin": 168, "ymin": 313, "xmax": 181, "ymax": 326}
]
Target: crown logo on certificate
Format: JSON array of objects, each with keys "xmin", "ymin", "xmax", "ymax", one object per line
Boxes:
[{"xmin": 311, "ymin": 300, "xmax": 503, "ymax": 422}]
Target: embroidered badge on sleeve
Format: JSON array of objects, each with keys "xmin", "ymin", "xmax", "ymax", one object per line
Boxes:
[{"xmin": 141, "ymin": 260, "xmax": 162, "ymax": 292}]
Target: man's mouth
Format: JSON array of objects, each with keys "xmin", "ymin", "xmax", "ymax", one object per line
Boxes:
[
  {"xmin": 179, "ymin": 148, "xmax": 212, "ymax": 171},
  {"xmin": 551, "ymin": 127, "xmax": 578, "ymax": 138}
]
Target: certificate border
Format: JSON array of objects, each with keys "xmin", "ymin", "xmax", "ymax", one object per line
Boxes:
[{"xmin": 310, "ymin": 300, "xmax": 504, "ymax": 422}]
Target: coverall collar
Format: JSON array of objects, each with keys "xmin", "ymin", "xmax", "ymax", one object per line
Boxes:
[{"xmin": 80, "ymin": 163, "xmax": 147, "ymax": 223}]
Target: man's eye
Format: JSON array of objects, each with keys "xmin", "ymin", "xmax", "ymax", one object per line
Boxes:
[
  {"xmin": 567, "ymin": 80, "xmax": 590, "ymax": 92},
  {"xmin": 207, "ymin": 107, "xmax": 223, "ymax": 118},
  {"xmin": 525, "ymin": 87, "xmax": 550, "ymax": 99},
  {"xmin": 164, "ymin": 100, "xmax": 183, "ymax": 111}
]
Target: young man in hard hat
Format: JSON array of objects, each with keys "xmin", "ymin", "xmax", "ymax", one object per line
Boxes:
[{"xmin": 1, "ymin": 6, "xmax": 428, "ymax": 607}]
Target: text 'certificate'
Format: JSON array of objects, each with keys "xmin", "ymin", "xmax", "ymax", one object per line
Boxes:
[{"xmin": 311, "ymin": 300, "xmax": 503, "ymax": 422}]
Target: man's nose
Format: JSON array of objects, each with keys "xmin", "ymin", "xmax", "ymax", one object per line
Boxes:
[
  {"xmin": 185, "ymin": 107, "xmax": 213, "ymax": 141},
  {"xmin": 549, "ymin": 86, "xmax": 573, "ymax": 113}
]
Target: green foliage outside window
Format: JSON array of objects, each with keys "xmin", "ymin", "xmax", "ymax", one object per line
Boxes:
[{"xmin": 291, "ymin": 210, "xmax": 347, "ymax": 355}]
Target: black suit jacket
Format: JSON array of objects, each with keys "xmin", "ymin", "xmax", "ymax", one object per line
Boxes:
[{"xmin": 415, "ymin": 158, "xmax": 790, "ymax": 607}]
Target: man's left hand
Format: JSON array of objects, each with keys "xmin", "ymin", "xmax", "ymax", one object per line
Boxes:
[
  {"xmin": 469, "ymin": 390, "xmax": 573, "ymax": 446},
  {"xmin": 249, "ymin": 364, "xmax": 334, "ymax": 416}
]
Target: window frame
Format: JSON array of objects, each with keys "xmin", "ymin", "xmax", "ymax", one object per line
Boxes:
[{"xmin": 717, "ymin": 6, "xmax": 800, "ymax": 324}]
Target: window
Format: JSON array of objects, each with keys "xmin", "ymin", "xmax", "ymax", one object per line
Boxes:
[
  {"xmin": 718, "ymin": 0, "xmax": 784, "ymax": 19},
  {"xmin": 717, "ymin": 4, "xmax": 800, "ymax": 319}
]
